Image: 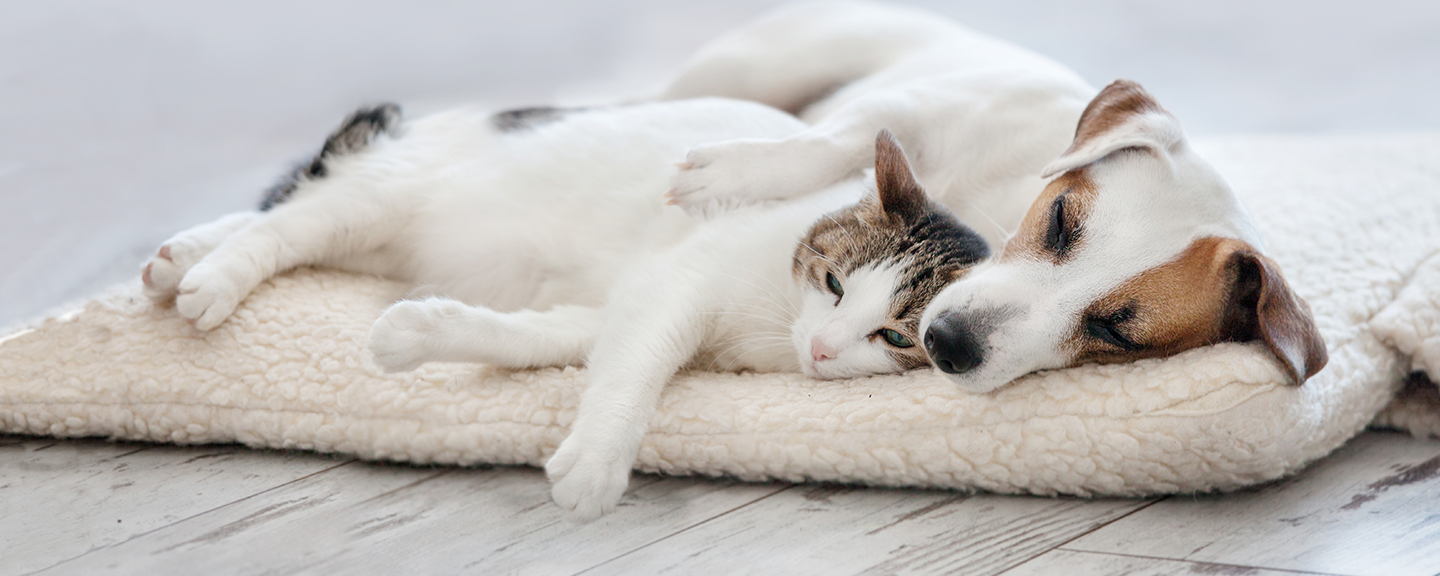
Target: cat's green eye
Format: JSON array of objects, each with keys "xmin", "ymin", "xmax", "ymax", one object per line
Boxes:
[
  {"xmin": 880, "ymin": 328, "xmax": 914, "ymax": 348},
  {"xmin": 825, "ymin": 272, "xmax": 844, "ymax": 299}
]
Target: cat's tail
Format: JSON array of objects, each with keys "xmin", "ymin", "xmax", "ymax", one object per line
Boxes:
[{"xmin": 259, "ymin": 103, "xmax": 403, "ymax": 211}]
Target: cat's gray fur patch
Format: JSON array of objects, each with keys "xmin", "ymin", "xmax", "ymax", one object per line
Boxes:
[
  {"xmin": 260, "ymin": 103, "xmax": 403, "ymax": 211},
  {"xmin": 491, "ymin": 106, "xmax": 577, "ymax": 133}
]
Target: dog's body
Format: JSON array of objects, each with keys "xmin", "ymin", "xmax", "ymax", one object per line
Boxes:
[{"xmin": 664, "ymin": 1, "xmax": 1326, "ymax": 392}]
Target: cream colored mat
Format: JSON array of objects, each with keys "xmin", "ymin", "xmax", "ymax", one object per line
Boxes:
[{"xmin": 2, "ymin": 134, "xmax": 1437, "ymax": 495}]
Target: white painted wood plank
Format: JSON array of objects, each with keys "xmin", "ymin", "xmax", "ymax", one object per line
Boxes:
[
  {"xmin": 314, "ymin": 474, "xmax": 789, "ymax": 576},
  {"xmin": 0, "ymin": 438, "xmax": 351, "ymax": 576},
  {"xmin": 44, "ymin": 465, "xmax": 788, "ymax": 575},
  {"xmin": 1001, "ymin": 549, "xmax": 1342, "ymax": 576},
  {"xmin": 587, "ymin": 484, "xmax": 1157, "ymax": 576},
  {"xmin": 1065, "ymin": 431, "xmax": 1440, "ymax": 576}
]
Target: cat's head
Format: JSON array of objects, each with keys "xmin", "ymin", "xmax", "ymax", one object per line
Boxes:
[{"xmin": 791, "ymin": 130, "xmax": 990, "ymax": 380}]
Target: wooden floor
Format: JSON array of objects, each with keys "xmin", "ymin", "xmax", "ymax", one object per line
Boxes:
[
  {"xmin": 5, "ymin": 1, "xmax": 1440, "ymax": 575},
  {"xmin": 4, "ymin": 429, "xmax": 1440, "ymax": 575}
]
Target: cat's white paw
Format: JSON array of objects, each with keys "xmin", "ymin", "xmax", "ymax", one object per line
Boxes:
[
  {"xmin": 368, "ymin": 299, "xmax": 468, "ymax": 372},
  {"xmin": 143, "ymin": 213, "xmax": 260, "ymax": 302},
  {"xmin": 545, "ymin": 436, "xmax": 634, "ymax": 523},
  {"xmin": 142, "ymin": 245, "xmax": 186, "ymax": 301},
  {"xmin": 175, "ymin": 265, "xmax": 243, "ymax": 331},
  {"xmin": 143, "ymin": 239, "xmax": 216, "ymax": 301}
]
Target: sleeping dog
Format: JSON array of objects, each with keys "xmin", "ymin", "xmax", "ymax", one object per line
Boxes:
[{"xmin": 663, "ymin": 0, "xmax": 1327, "ymax": 391}]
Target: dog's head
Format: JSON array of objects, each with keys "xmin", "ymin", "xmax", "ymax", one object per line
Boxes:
[{"xmin": 919, "ymin": 80, "xmax": 1327, "ymax": 392}]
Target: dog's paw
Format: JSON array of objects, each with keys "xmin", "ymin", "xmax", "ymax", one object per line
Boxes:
[
  {"xmin": 667, "ymin": 139, "xmax": 791, "ymax": 216},
  {"xmin": 545, "ymin": 437, "xmax": 634, "ymax": 523},
  {"xmin": 667, "ymin": 136, "xmax": 847, "ymax": 217},
  {"xmin": 368, "ymin": 298, "xmax": 469, "ymax": 372},
  {"xmin": 174, "ymin": 265, "xmax": 244, "ymax": 331}
]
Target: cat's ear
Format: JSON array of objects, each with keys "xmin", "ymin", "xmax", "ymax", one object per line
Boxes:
[{"xmin": 874, "ymin": 129, "xmax": 927, "ymax": 222}]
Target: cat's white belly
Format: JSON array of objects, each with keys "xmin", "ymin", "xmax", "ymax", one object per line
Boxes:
[
  {"xmin": 402, "ymin": 180, "xmax": 695, "ymax": 311},
  {"xmin": 382, "ymin": 99, "xmax": 810, "ymax": 311}
]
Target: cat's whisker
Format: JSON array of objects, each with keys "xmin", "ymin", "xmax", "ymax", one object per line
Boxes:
[
  {"xmin": 713, "ymin": 337, "xmax": 793, "ymax": 373},
  {"xmin": 955, "ymin": 194, "xmax": 1014, "ymax": 240},
  {"xmin": 719, "ymin": 264, "xmax": 795, "ymax": 298},
  {"xmin": 823, "ymin": 212, "xmax": 862, "ymax": 254},
  {"xmin": 706, "ymin": 338, "xmax": 768, "ymax": 371},
  {"xmin": 708, "ymin": 259, "xmax": 804, "ymax": 318},
  {"xmin": 708, "ymin": 270, "xmax": 802, "ymax": 318},
  {"xmin": 799, "ymin": 241, "xmax": 839, "ymax": 266}
]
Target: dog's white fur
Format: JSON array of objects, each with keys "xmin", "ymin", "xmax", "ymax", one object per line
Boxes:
[
  {"xmin": 664, "ymin": 1, "xmax": 1324, "ymax": 393},
  {"xmin": 665, "ymin": 2, "xmax": 1088, "ymax": 248}
]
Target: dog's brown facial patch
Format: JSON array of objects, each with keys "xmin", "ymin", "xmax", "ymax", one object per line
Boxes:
[
  {"xmin": 1063, "ymin": 236, "xmax": 1329, "ymax": 385},
  {"xmin": 1066, "ymin": 236, "xmax": 1240, "ymax": 366},
  {"xmin": 1002, "ymin": 169, "xmax": 1098, "ymax": 264}
]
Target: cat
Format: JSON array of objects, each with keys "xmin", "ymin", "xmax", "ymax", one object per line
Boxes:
[{"xmin": 141, "ymin": 99, "xmax": 988, "ymax": 520}]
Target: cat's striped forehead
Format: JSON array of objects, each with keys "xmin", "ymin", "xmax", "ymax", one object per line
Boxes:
[{"xmin": 793, "ymin": 197, "xmax": 990, "ymax": 368}]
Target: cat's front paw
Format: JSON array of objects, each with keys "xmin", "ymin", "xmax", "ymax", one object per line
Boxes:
[
  {"xmin": 174, "ymin": 265, "xmax": 244, "ymax": 331},
  {"xmin": 368, "ymin": 298, "xmax": 466, "ymax": 372},
  {"xmin": 545, "ymin": 436, "xmax": 634, "ymax": 523}
]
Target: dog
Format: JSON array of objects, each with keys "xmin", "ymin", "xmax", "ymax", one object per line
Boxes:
[{"xmin": 662, "ymin": 1, "xmax": 1327, "ymax": 392}]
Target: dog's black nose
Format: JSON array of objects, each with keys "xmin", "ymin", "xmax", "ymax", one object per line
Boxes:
[{"xmin": 925, "ymin": 313, "xmax": 985, "ymax": 375}]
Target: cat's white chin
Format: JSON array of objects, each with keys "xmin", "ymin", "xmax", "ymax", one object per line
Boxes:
[
  {"xmin": 803, "ymin": 360, "xmax": 859, "ymax": 381},
  {"xmin": 802, "ymin": 361, "xmax": 835, "ymax": 380}
]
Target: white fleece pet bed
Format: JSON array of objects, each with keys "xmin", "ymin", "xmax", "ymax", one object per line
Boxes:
[{"xmin": 3, "ymin": 134, "xmax": 1439, "ymax": 496}]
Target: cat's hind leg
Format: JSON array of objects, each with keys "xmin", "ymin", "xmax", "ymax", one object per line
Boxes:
[
  {"xmin": 171, "ymin": 105, "xmax": 415, "ymax": 330},
  {"xmin": 175, "ymin": 182, "xmax": 415, "ymax": 330},
  {"xmin": 142, "ymin": 212, "xmax": 262, "ymax": 302},
  {"xmin": 368, "ymin": 298, "xmax": 602, "ymax": 372}
]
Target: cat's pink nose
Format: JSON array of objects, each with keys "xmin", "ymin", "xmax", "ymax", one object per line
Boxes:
[{"xmin": 811, "ymin": 337, "xmax": 837, "ymax": 362}]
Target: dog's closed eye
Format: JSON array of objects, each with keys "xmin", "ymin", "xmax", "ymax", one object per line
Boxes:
[
  {"xmin": 1084, "ymin": 307, "xmax": 1141, "ymax": 351},
  {"xmin": 1044, "ymin": 192, "xmax": 1073, "ymax": 258}
]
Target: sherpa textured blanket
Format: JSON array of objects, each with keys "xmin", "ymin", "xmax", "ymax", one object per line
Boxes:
[{"xmin": 1, "ymin": 134, "xmax": 1437, "ymax": 496}]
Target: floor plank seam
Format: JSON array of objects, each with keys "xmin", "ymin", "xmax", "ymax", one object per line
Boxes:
[
  {"xmin": 991, "ymin": 496, "xmax": 1167, "ymax": 576},
  {"xmin": 351, "ymin": 467, "xmax": 456, "ymax": 506},
  {"xmin": 572, "ymin": 483, "xmax": 799, "ymax": 575},
  {"xmin": 102, "ymin": 446, "xmax": 157, "ymax": 460},
  {"xmin": 24, "ymin": 457, "xmax": 362, "ymax": 575},
  {"xmin": 1050, "ymin": 548, "xmax": 1361, "ymax": 576}
]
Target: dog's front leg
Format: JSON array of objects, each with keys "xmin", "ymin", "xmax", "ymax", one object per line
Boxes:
[{"xmin": 667, "ymin": 92, "xmax": 923, "ymax": 214}]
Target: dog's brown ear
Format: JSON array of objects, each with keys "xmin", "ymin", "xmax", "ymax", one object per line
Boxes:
[
  {"xmin": 1041, "ymin": 80, "xmax": 1186, "ymax": 178},
  {"xmin": 1220, "ymin": 247, "xmax": 1328, "ymax": 385},
  {"xmin": 873, "ymin": 129, "xmax": 927, "ymax": 221}
]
